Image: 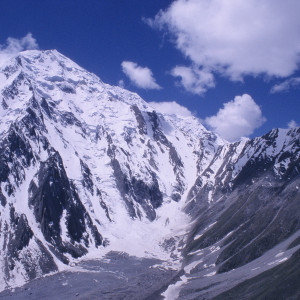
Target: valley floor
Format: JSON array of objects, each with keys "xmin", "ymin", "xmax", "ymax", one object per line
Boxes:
[{"xmin": 0, "ymin": 251, "xmax": 177, "ymax": 300}]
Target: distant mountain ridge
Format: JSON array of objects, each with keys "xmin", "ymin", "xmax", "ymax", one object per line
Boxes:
[{"xmin": 0, "ymin": 50, "xmax": 299, "ymax": 299}]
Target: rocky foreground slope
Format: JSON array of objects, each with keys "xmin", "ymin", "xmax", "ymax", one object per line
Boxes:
[{"xmin": 0, "ymin": 50, "xmax": 299, "ymax": 299}]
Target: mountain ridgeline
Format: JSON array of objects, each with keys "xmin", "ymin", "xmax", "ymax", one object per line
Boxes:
[{"xmin": 0, "ymin": 50, "xmax": 299, "ymax": 299}]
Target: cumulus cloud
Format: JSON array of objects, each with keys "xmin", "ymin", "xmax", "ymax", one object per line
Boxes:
[
  {"xmin": 205, "ymin": 94, "xmax": 266, "ymax": 142},
  {"xmin": 170, "ymin": 65, "xmax": 215, "ymax": 95},
  {"xmin": 148, "ymin": 101, "xmax": 193, "ymax": 117},
  {"xmin": 150, "ymin": 0, "xmax": 300, "ymax": 84},
  {"xmin": 270, "ymin": 77, "xmax": 300, "ymax": 93},
  {"xmin": 0, "ymin": 33, "xmax": 38, "ymax": 65},
  {"xmin": 287, "ymin": 120, "xmax": 298, "ymax": 128},
  {"xmin": 121, "ymin": 61, "xmax": 161, "ymax": 90}
]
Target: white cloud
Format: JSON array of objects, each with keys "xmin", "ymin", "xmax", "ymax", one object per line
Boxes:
[
  {"xmin": 0, "ymin": 33, "xmax": 38, "ymax": 65},
  {"xmin": 118, "ymin": 79, "xmax": 125, "ymax": 88},
  {"xmin": 150, "ymin": 0, "xmax": 300, "ymax": 81},
  {"xmin": 121, "ymin": 61, "xmax": 161, "ymax": 90},
  {"xmin": 270, "ymin": 77, "xmax": 300, "ymax": 93},
  {"xmin": 171, "ymin": 65, "xmax": 215, "ymax": 95},
  {"xmin": 148, "ymin": 101, "xmax": 193, "ymax": 117},
  {"xmin": 287, "ymin": 120, "xmax": 298, "ymax": 128},
  {"xmin": 205, "ymin": 94, "xmax": 266, "ymax": 141}
]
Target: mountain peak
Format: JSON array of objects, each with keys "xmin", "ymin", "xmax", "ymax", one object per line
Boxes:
[{"xmin": 0, "ymin": 49, "xmax": 299, "ymax": 298}]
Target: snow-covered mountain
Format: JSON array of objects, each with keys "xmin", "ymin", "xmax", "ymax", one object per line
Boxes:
[{"xmin": 0, "ymin": 50, "xmax": 299, "ymax": 299}]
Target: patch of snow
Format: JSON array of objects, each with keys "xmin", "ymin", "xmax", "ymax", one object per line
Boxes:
[
  {"xmin": 204, "ymin": 271, "xmax": 216, "ymax": 277},
  {"xmin": 267, "ymin": 257, "xmax": 288, "ymax": 266},
  {"xmin": 184, "ymin": 259, "xmax": 203, "ymax": 274}
]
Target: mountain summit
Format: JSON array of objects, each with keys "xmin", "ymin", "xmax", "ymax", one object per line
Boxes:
[{"xmin": 0, "ymin": 50, "xmax": 299, "ymax": 299}]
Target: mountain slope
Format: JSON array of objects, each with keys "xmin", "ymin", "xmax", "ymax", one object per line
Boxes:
[{"xmin": 166, "ymin": 128, "xmax": 300, "ymax": 299}]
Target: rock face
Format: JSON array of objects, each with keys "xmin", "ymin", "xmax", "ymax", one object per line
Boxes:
[{"xmin": 0, "ymin": 50, "xmax": 299, "ymax": 298}]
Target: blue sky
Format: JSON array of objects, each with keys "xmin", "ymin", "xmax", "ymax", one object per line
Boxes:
[{"xmin": 0, "ymin": 0, "xmax": 299, "ymax": 141}]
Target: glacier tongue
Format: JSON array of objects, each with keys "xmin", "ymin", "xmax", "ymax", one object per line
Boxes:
[{"xmin": 0, "ymin": 50, "xmax": 299, "ymax": 297}]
